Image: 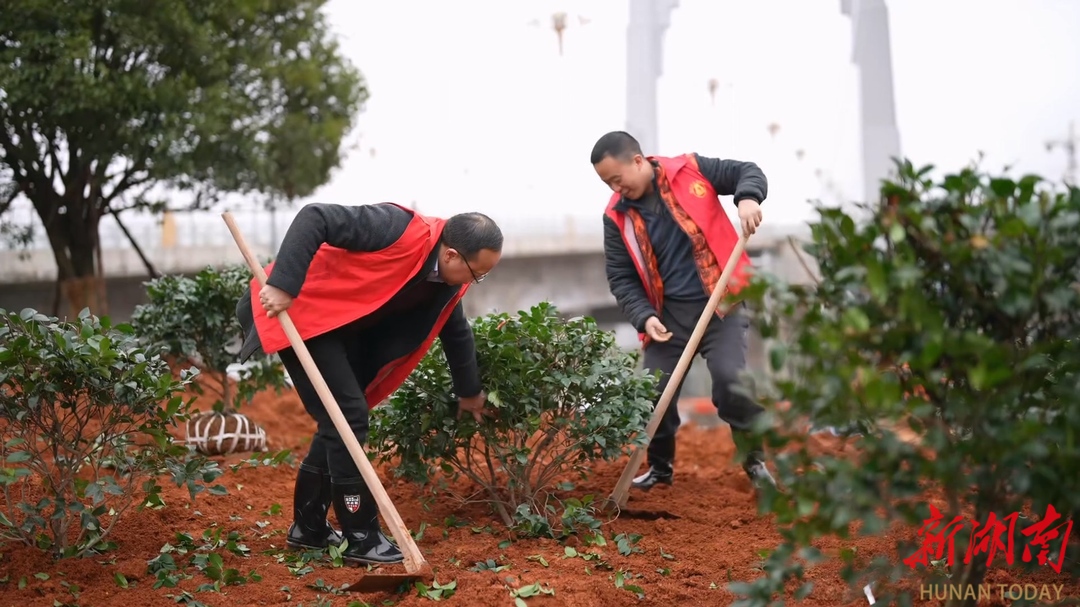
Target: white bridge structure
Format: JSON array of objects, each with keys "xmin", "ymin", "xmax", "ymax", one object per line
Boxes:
[
  {"xmin": 0, "ymin": 204, "xmax": 817, "ymax": 319},
  {"xmin": 0, "ymin": 204, "xmax": 818, "ymax": 395}
]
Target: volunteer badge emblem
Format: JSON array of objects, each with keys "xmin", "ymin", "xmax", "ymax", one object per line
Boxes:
[
  {"xmin": 690, "ymin": 180, "xmax": 708, "ymax": 197},
  {"xmin": 344, "ymin": 494, "xmax": 361, "ymax": 513}
]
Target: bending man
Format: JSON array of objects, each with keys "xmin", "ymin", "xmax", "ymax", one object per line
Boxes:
[
  {"xmin": 236, "ymin": 202, "xmax": 502, "ymax": 565},
  {"xmin": 590, "ymin": 131, "xmax": 776, "ymax": 493}
]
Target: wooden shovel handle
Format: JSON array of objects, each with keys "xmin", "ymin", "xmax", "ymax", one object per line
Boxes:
[
  {"xmin": 608, "ymin": 233, "xmax": 750, "ymax": 508},
  {"xmin": 221, "ymin": 212, "xmax": 427, "ymax": 573}
]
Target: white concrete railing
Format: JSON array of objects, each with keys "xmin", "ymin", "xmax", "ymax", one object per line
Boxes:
[
  {"xmin": 0, "ymin": 205, "xmax": 812, "ymax": 283},
  {"xmin": 0, "ymin": 205, "xmax": 608, "ymax": 254}
]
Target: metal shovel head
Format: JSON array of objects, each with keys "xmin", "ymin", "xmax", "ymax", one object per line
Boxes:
[
  {"xmin": 343, "ymin": 564, "xmax": 434, "ymax": 593},
  {"xmin": 601, "ymin": 496, "xmax": 679, "ymax": 520},
  {"xmin": 597, "ymin": 494, "xmax": 626, "ymax": 513}
]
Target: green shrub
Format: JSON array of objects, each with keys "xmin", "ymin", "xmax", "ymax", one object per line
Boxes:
[
  {"xmin": 368, "ymin": 302, "xmax": 659, "ymax": 535},
  {"xmin": 0, "ymin": 308, "xmax": 225, "ymax": 558},
  {"xmin": 131, "ymin": 264, "xmax": 287, "ymax": 413},
  {"xmin": 730, "ymin": 160, "xmax": 1080, "ymax": 607}
]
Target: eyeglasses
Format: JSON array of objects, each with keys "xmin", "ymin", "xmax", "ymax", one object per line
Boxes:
[{"xmin": 461, "ymin": 256, "xmax": 487, "ymax": 284}]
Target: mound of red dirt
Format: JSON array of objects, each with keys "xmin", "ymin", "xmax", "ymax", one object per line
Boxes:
[{"xmin": 1, "ymin": 387, "xmax": 1075, "ymax": 606}]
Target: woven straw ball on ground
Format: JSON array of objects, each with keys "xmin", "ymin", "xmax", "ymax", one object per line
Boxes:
[{"xmin": 185, "ymin": 411, "xmax": 268, "ymax": 456}]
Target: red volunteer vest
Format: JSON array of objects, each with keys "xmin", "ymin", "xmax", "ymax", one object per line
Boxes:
[
  {"xmin": 604, "ymin": 154, "xmax": 752, "ymax": 346},
  {"xmin": 251, "ymin": 205, "xmax": 470, "ymax": 408}
]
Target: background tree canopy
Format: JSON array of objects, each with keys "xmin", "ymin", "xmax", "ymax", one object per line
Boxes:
[{"xmin": 0, "ymin": 0, "xmax": 366, "ymax": 315}]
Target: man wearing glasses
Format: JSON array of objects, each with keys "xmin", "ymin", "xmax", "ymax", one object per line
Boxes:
[{"xmin": 235, "ymin": 202, "xmax": 502, "ymax": 567}]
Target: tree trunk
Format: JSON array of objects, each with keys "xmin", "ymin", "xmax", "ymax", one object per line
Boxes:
[
  {"xmin": 220, "ymin": 373, "xmax": 232, "ymax": 413},
  {"xmin": 50, "ymin": 277, "xmax": 62, "ymax": 317},
  {"xmin": 95, "ymin": 235, "xmax": 108, "ymax": 317},
  {"xmin": 23, "ymin": 148, "xmax": 122, "ymax": 320},
  {"xmin": 40, "ymin": 198, "xmax": 108, "ymax": 319},
  {"xmin": 62, "ymin": 275, "xmax": 105, "ymax": 319}
]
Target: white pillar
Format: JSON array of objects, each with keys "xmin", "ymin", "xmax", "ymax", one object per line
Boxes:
[
  {"xmin": 841, "ymin": 0, "xmax": 902, "ymax": 206},
  {"xmin": 626, "ymin": 0, "xmax": 678, "ymax": 155}
]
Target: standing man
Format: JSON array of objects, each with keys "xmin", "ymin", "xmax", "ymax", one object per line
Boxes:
[
  {"xmin": 235, "ymin": 202, "xmax": 503, "ymax": 565},
  {"xmin": 590, "ymin": 130, "xmax": 776, "ymax": 492}
]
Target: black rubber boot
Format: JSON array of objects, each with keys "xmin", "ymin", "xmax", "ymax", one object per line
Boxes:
[
  {"xmin": 631, "ymin": 462, "xmax": 673, "ymax": 490},
  {"xmin": 331, "ymin": 479, "xmax": 404, "ymax": 565},
  {"xmin": 287, "ymin": 465, "xmax": 343, "ymax": 550}
]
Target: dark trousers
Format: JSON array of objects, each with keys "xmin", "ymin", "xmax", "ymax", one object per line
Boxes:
[
  {"xmin": 644, "ymin": 299, "xmax": 764, "ymax": 470},
  {"xmin": 278, "ymin": 328, "xmax": 376, "ymax": 483}
]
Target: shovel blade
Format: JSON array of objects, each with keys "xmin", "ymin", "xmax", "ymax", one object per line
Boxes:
[
  {"xmin": 344, "ymin": 572, "xmax": 429, "ymax": 593},
  {"xmin": 342, "ymin": 562, "xmax": 435, "ymax": 594},
  {"xmin": 598, "ymin": 494, "xmax": 629, "ymax": 513}
]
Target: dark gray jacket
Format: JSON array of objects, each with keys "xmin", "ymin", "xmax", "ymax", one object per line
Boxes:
[
  {"xmin": 236, "ymin": 202, "xmax": 482, "ymax": 398},
  {"xmin": 602, "ymin": 154, "xmax": 768, "ymax": 332}
]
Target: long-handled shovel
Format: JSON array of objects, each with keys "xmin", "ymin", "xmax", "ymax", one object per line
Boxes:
[
  {"xmin": 222, "ymin": 212, "xmax": 434, "ymax": 593},
  {"xmin": 607, "ymin": 233, "xmax": 751, "ymax": 510}
]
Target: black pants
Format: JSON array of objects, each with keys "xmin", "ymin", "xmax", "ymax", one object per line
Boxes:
[
  {"xmin": 644, "ymin": 299, "xmax": 764, "ymax": 469},
  {"xmin": 278, "ymin": 327, "xmax": 378, "ymax": 483}
]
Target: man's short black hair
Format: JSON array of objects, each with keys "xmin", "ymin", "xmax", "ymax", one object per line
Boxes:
[
  {"xmin": 590, "ymin": 131, "xmax": 643, "ymax": 165},
  {"xmin": 442, "ymin": 212, "xmax": 503, "ymax": 260}
]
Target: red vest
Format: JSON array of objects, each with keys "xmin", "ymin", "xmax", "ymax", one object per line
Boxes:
[
  {"xmin": 250, "ymin": 205, "xmax": 470, "ymax": 408},
  {"xmin": 604, "ymin": 154, "xmax": 752, "ymax": 345}
]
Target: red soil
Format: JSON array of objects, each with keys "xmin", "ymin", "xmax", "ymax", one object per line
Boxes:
[{"xmin": 1, "ymin": 388, "xmax": 1076, "ymax": 607}]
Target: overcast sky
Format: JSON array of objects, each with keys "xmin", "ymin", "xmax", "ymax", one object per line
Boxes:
[
  {"xmin": 5, "ymin": 0, "xmax": 1078, "ymax": 248},
  {"xmin": 309, "ymin": 0, "xmax": 1079, "ymax": 232}
]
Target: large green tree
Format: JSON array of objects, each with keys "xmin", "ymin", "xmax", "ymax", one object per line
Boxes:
[{"xmin": 0, "ymin": 0, "xmax": 366, "ymax": 315}]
